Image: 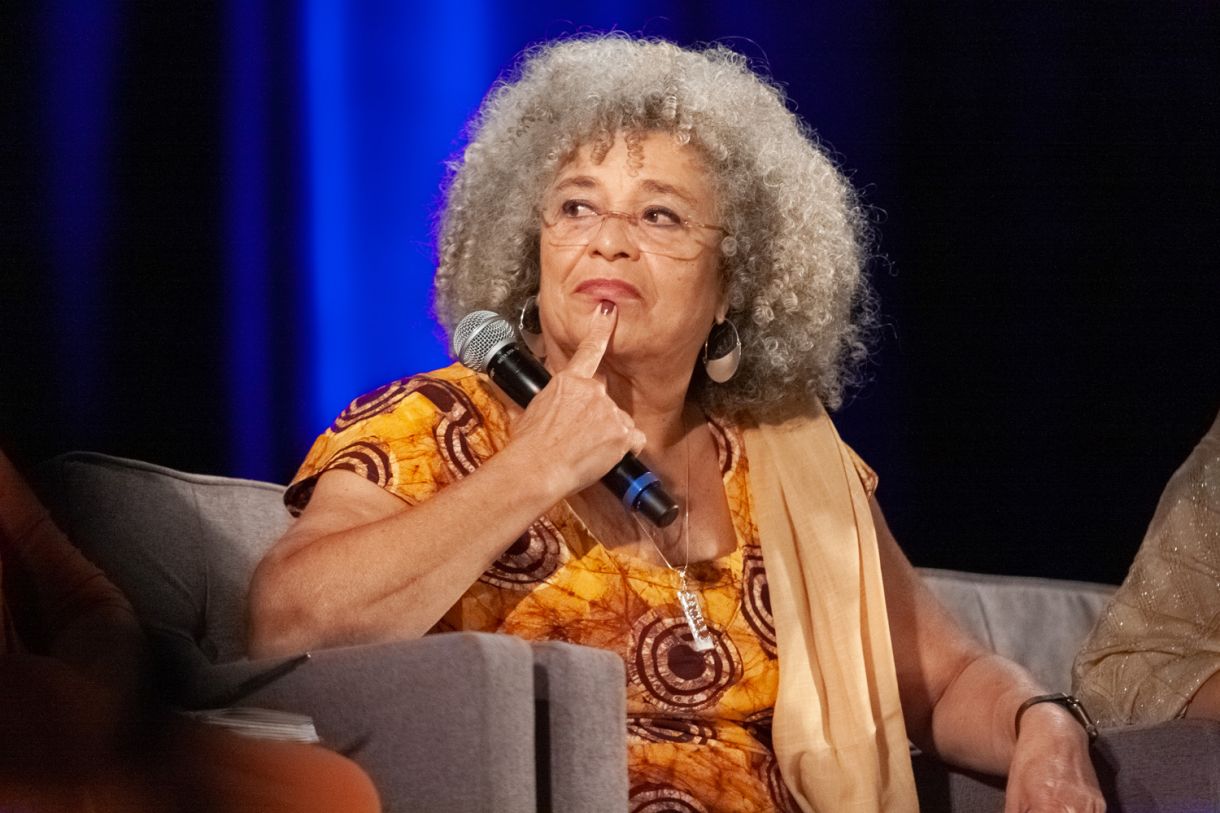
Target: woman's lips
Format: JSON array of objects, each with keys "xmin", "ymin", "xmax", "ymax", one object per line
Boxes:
[{"xmin": 573, "ymin": 278, "xmax": 641, "ymax": 300}]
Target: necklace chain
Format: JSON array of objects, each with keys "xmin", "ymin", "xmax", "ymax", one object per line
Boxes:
[
  {"xmin": 629, "ymin": 415, "xmax": 714, "ymax": 652},
  {"xmin": 630, "ymin": 421, "xmax": 692, "ymax": 576}
]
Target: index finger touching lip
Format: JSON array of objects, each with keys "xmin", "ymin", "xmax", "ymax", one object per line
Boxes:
[{"xmin": 564, "ymin": 300, "xmax": 617, "ymax": 378}]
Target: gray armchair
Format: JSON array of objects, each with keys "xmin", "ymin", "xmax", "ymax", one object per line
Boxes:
[
  {"xmin": 35, "ymin": 452, "xmax": 624, "ymax": 813},
  {"xmin": 914, "ymin": 569, "xmax": 1220, "ymax": 811},
  {"xmin": 35, "ymin": 452, "xmax": 1220, "ymax": 812}
]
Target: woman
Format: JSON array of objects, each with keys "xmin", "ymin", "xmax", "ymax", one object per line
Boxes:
[
  {"xmin": 249, "ymin": 35, "xmax": 1102, "ymax": 811},
  {"xmin": 1073, "ymin": 409, "xmax": 1220, "ymax": 725}
]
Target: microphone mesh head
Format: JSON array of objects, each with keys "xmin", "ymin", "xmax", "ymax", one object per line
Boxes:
[{"xmin": 453, "ymin": 310, "xmax": 515, "ymax": 372}]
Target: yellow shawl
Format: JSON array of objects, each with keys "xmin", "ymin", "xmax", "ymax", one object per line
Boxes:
[{"xmin": 742, "ymin": 403, "xmax": 918, "ymax": 812}]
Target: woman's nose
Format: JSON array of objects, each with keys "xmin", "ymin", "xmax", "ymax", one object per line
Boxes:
[{"xmin": 588, "ymin": 212, "xmax": 641, "ymax": 261}]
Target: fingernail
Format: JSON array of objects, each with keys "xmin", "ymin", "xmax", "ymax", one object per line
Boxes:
[{"xmin": 599, "ymin": 300, "xmax": 615, "ymax": 316}]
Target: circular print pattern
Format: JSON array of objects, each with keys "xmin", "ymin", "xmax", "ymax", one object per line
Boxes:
[
  {"xmin": 629, "ymin": 783, "xmax": 709, "ymax": 813},
  {"xmin": 627, "ymin": 715, "xmax": 715, "ymax": 746},
  {"xmin": 327, "ymin": 440, "xmax": 394, "ymax": 488},
  {"xmin": 629, "ymin": 608, "xmax": 743, "ymax": 713},
  {"xmin": 330, "ymin": 378, "xmax": 414, "ymax": 431},
  {"xmin": 764, "ymin": 755, "xmax": 800, "ymax": 813},
  {"xmin": 741, "ymin": 545, "xmax": 777, "ymax": 658},
  {"xmin": 478, "ymin": 515, "xmax": 567, "ymax": 589},
  {"xmin": 741, "ymin": 709, "xmax": 775, "ymax": 749}
]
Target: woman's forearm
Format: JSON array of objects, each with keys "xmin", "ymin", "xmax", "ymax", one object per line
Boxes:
[
  {"xmin": 249, "ymin": 314, "xmax": 644, "ymax": 658},
  {"xmin": 929, "ymin": 650, "xmax": 1093, "ymax": 778},
  {"xmin": 247, "ymin": 444, "xmax": 566, "ymax": 658},
  {"xmin": 928, "ymin": 651, "xmax": 1046, "ymax": 772},
  {"xmin": 932, "ymin": 653, "xmax": 1101, "ymax": 810}
]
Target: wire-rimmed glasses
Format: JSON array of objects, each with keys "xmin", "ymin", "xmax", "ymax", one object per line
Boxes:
[{"xmin": 541, "ymin": 196, "xmax": 728, "ymax": 260}]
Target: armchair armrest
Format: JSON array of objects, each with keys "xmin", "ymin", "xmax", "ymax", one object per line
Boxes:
[
  {"xmin": 531, "ymin": 641, "xmax": 627, "ymax": 812},
  {"xmin": 913, "ymin": 719, "xmax": 1220, "ymax": 812},
  {"xmin": 203, "ymin": 633, "xmax": 538, "ymax": 813},
  {"xmin": 1093, "ymin": 719, "xmax": 1220, "ymax": 811}
]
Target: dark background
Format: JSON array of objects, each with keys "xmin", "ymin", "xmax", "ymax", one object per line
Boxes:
[{"xmin": 3, "ymin": 3, "xmax": 1217, "ymax": 585}]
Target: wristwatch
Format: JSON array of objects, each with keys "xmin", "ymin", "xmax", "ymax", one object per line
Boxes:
[{"xmin": 1015, "ymin": 693, "xmax": 1099, "ymax": 743}]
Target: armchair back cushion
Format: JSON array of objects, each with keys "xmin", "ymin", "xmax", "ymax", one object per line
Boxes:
[
  {"xmin": 920, "ymin": 567, "xmax": 1115, "ymax": 692},
  {"xmin": 35, "ymin": 452, "xmax": 288, "ymax": 675}
]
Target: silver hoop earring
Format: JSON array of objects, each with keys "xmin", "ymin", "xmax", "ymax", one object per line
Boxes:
[
  {"xmin": 703, "ymin": 318, "xmax": 741, "ymax": 383},
  {"xmin": 518, "ymin": 295, "xmax": 546, "ymax": 358}
]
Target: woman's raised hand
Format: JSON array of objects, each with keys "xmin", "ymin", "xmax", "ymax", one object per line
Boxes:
[{"xmin": 508, "ymin": 301, "xmax": 648, "ymax": 499}]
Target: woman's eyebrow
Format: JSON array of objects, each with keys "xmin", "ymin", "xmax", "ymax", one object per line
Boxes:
[
  {"xmin": 553, "ymin": 175, "xmax": 697, "ymax": 202},
  {"xmin": 551, "ymin": 176, "xmax": 599, "ymax": 192},
  {"xmin": 550, "ymin": 176, "xmax": 697, "ymax": 206},
  {"xmin": 638, "ymin": 179, "xmax": 696, "ymax": 206}
]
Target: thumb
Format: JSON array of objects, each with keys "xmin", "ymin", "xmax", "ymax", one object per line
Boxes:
[{"xmin": 564, "ymin": 300, "xmax": 617, "ymax": 378}]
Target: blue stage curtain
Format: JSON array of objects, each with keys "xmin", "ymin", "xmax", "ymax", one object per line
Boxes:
[
  {"xmin": 40, "ymin": 1, "xmax": 121, "ymax": 450},
  {"xmin": 17, "ymin": 2, "xmax": 1217, "ymax": 581}
]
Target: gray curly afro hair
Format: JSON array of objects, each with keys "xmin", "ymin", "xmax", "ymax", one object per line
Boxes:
[{"xmin": 434, "ymin": 34, "xmax": 874, "ymax": 417}]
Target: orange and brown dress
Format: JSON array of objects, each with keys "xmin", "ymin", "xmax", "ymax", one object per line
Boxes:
[{"xmin": 288, "ymin": 364, "xmax": 877, "ymax": 813}]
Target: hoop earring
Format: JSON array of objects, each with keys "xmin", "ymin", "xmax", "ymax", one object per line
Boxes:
[
  {"xmin": 703, "ymin": 318, "xmax": 741, "ymax": 383},
  {"xmin": 518, "ymin": 295, "xmax": 546, "ymax": 358}
]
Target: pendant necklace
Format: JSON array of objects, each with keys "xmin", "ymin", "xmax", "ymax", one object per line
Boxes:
[{"xmin": 631, "ymin": 420, "xmax": 715, "ymax": 653}]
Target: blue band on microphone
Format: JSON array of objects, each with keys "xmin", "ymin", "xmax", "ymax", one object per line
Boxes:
[{"xmin": 622, "ymin": 471, "xmax": 660, "ymax": 511}]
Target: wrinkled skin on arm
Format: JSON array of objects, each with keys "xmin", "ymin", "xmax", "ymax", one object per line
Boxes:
[{"xmin": 875, "ymin": 500, "xmax": 1105, "ymax": 813}]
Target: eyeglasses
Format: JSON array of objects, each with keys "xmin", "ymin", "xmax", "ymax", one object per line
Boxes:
[{"xmin": 541, "ymin": 197, "xmax": 728, "ymax": 260}]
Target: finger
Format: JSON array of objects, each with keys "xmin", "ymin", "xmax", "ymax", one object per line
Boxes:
[
  {"xmin": 565, "ymin": 300, "xmax": 617, "ymax": 378},
  {"xmin": 628, "ymin": 429, "xmax": 647, "ymax": 457}
]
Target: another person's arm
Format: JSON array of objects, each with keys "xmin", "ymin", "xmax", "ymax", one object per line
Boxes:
[
  {"xmin": 1184, "ymin": 670, "xmax": 1220, "ymax": 721},
  {"xmin": 248, "ymin": 305, "xmax": 643, "ymax": 657},
  {"xmin": 1072, "ymin": 409, "xmax": 1219, "ymax": 726},
  {"xmin": 0, "ymin": 451, "xmax": 147, "ymax": 704},
  {"xmin": 0, "ymin": 450, "xmax": 150, "ymax": 778},
  {"xmin": 874, "ymin": 500, "xmax": 1104, "ymax": 811}
]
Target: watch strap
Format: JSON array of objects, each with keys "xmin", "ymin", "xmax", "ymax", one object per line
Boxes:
[{"xmin": 1015, "ymin": 692, "xmax": 1099, "ymax": 743}]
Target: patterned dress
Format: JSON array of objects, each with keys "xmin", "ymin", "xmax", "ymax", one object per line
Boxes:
[{"xmin": 287, "ymin": 364, "xmax": 876, "ymax": 813}]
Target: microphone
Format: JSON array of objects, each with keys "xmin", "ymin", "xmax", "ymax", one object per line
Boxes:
[{"xmin": 453, "ymin": 310, "xmax": 680, "ymax": 527}]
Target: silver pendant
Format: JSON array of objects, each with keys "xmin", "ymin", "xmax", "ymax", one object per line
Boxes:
[{"xmin": 677, "ymin": 576, "xmax": 715, "ymax": 652}]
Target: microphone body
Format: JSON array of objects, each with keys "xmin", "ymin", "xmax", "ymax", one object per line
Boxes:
[
  {"xmin": 455, "ymin": 311, "xmax": 680, "ymax": 527},
  {"xmin": 484, "ymin": 342, "xmax": 550, "ymax": 406}
]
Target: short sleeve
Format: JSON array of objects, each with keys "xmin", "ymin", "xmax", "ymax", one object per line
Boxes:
[
  {"xmin": 283, "ymin": 366, "xmax": 508, "ymax": 516},
  {"xmin": 841, "ymin": 442, "xmax": 879, "ymax": 499}
]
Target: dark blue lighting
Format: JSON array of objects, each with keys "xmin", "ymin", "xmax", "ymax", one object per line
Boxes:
[
  {"xmin": 42, "ymin": 1, "xmax": 119, "ymax": 432},
  {"xmin": 304, "ymin": 0, "xmax": 352, "ymax": 435},
  {"xmin": 225, "ymin": 0, "xmax": 273, "ymax": 478},
  {"xmin": 302, "ymin": 2, "xmax": 493, "ymax": 434}
]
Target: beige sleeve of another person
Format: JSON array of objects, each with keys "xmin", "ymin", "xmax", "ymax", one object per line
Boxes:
[{"xmin": 1072, "ymin": 410, "xmax": 1220, "ymax": 726}]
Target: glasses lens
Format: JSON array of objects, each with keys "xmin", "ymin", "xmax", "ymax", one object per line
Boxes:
[
  {"xmin": 542, "ymin": 200, "xmax": 712, "ymax": 260},
  {"xmin": 542, "ymin": 200, "xmax": 598, "ymax": 245},
  {"xmin": 638, "ymin": 224, "xmax": 703, "ymax": 260}
]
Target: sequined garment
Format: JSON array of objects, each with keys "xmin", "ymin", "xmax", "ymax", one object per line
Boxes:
[
  {"xmin": 1072, "ymin": 411, "xmax": 1220, "ymax": 725},
  {"xmin": 287, "ymin": 364, "xmax": 876, "ymax": 812}
]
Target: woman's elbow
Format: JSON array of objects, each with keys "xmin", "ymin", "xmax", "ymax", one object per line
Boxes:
[{"xmin": 246, "ymin": 558, "xmax": 318, "ymax": 659}]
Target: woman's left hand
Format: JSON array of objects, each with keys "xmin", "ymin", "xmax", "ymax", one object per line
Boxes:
[{"xmin": 1004, "ymin": 704, "xmax": 1106, "ymax": 813}]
